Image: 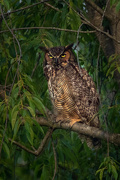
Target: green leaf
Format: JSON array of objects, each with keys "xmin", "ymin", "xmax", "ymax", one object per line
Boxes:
[
  {"xmin": 32, "ymin": 97, "xmax": 46, "ymax": 116},
  {"xmin": 32, "ymin": 118, "xmax": 44, "ymax": 135},
  {"xmin": 11, "ymin": 86, "xmax": 19, "ymax": 99},
  {"xmin": 117, "ymin": 66, "xmax": 120, "ymax": 73},
  {"xmin": 3, "ymin": 0, "xmax": 10, "ymax": 9},
  {"xmin": 23, "ymin": 75, "xmax": 35, "ymax": 93},
  {"xmin": 27, "ymin": 96, "xmax": 35, "ymax": 113},
  {"xmin": 29, "ymin": 127, "xmax": 34, "ymax": 145},
  {"xmin": 26, "ymin": 0, "xmax": 31, "ymax": 4},
  {"xmin": 111, "ymin": 165, "xmax": 118, "ymax": 180},
  {"xmin": 11, "ymin": 109, "xmax": 19, "ymax": 130},
  {"xmin": 116, "ymin": 2, "xmax": 120, "ymax": 12},
  {"xmin": 96, "ymin": 167, "xmax": 106, "ymax": 180},
  {"xmin": 25, "ymin": 121, "xmax": 34, "ymax": 145},
  {"xmin": 96, "ymin": 169, "xmax": 102, "ymax": 175},
  {"xmin": 27, "ymin": 106, "xmax": 35, "ymax": 117},
  {"xmin": 40, "ymin": 165, "xmax": 48, "ymax": 180},
  {"xmin": 13, "ymin": 118, "xmax": 21, "ymax": 139},
  {"xmin": 110, "ymin": 0, "xmax": 117, "ymax": 6},
  {"xmin": 108, "ymin": 163, "xmax": 112, "ymax": 173},
  {"xmin": 108, "ymin": 54, "xmax": 117, "ymax": 63},
  {"xmin": 100, "ymin": 168, "xmax": 105, "ymax": 180},
  {"xmin": 0, "ymin": 101, "xmax": 3, "ymax": 107},
  {"xmin": 3, "ymin": 142, "xmax": 10, "ymax": 158}
]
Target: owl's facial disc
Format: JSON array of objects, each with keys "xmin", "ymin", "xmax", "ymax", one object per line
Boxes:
[
  {"xmin": 48, "ymin": 51, "xmax": 70, "ymax": 67},
  {"xmin": 45, "ymin": 52, "xmax": 67, "ymax": 65},
  {"xmin": 45, "ymin": 47, "xmax": 71, "ymax": 67}
]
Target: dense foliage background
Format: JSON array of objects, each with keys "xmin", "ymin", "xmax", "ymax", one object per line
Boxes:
[{"xmin": 0, "ymin": 0, "xmax": 120, "ymax": 179}]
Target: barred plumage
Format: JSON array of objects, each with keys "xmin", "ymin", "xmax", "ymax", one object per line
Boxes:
[{"xmin": 40, "ymin": 44, "xmax": 101, "ymax": 149}]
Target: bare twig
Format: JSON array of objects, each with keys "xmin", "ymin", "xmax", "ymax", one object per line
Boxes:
[
  {"xmin": 52, "ymin": 140, "xmax": 57, "ymax": 180},
  {"xmin": 35, "ymin": 128, "xmax": 54, "ymax": 155},
  {"xmin": 0, "ymin": 26, "xmax": 96, "ymax": 34},
  {"xmin": 31, "ymin": 53, "xmax": 41, "ymax": 78},
  {"xmin": 0, "ymin": 25, "xmax": 119, "ymax": 43},
  {"xmin": 0, "ymin": 86, "xmax": 5, "ymax": 100},
  {"xmin": 9, "ymin": 128, "xmax": 54, "ymax": 156},
  {"xmin": 44, "ymin": 2, "xmax": 62, "ymax": 12}
]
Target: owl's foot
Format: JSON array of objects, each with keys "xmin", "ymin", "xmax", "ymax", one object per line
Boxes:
[
  {"xmin": 69, "ymin": 118, "xmax": 81, "ymax": 128},
  {"xmin": 55, "ymin": 117, "xmax": 66, "ymax": 127},
  {"xmin": 56, "ymin": 116, "xmax": 81, "ymax": 128},
  {"xmin": 56, "ymin": 116, "xmax": 63, "ymax": 123}
]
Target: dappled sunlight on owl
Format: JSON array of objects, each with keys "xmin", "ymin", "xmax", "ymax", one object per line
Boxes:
[{"xmin": 40, "ymin": 44, "xmax": 101, "ymax": 149}]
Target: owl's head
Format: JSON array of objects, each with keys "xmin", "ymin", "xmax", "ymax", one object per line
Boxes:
[{"xmin": 40, "ymin": 44, "xmax": 76, "ymax": 68}]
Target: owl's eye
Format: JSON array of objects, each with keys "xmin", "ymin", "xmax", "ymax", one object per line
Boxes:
[
  {"xmin": 48, "ymin": 54, "xmax": 53, "ymax": 59},
  {"xmin": 61, "ymin": 54, "xmax": 66, "ymax": 58}
]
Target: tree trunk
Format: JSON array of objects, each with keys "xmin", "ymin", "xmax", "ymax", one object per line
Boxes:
[{"xmin": 85, "ymin": 0, "xmax": 120, "ymax": 88}]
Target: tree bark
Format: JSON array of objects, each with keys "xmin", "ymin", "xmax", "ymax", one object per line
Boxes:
[
  {"xmin": 36, "ymin": 117, "xmax": 120, "ymax": 146},
  {"xmin": 85, "ymin": 0, "xmax": 120, "ymax": 88}
]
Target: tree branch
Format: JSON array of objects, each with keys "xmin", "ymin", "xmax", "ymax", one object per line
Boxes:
[
  {"xmin": 0, "ymin": 26, "xmax": 95, "ymax": 34},
  {"xmin": 9, "ymin": 128, "xmax": 54, "ymax": 156},
  {"xmin": 0, "ymin": 26, "xmax": 120, "ymax": 44},
  {"xmin": 44, "ymin": 2, "xmax": 62, "ymax": 12},
  {"xmin": 85, "ymin": 0, "xmax": 112, "ymax": 21},
  {"xmin": 36, "ymin": 117, "xmax": 120, "ymax": 146},
  {"xmin": 0, "ymin": 0, "xmax": 49, "ymax": 17},
  {"xmin": 52, "ymin": 140, "xmax": 57, "ymax": 180},
  {"xmin": 0, "ymin": 85, "xmax": 5, "ymax": 100},
  {"xmin": 62, "ymin": 0, "xmax": 120, "ymax": 44}
]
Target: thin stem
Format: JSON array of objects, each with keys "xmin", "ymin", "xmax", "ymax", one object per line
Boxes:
[
  {"xmin": 0, "ymin": 26, "xmax": 96, "ymax": 34},
  {"xmin": 0, "ymin": 0, "xmax": 49, "ymax": 17},
  {"xmin": 52, "ymin": 140, "xmax": 57, "ymax": 180}
]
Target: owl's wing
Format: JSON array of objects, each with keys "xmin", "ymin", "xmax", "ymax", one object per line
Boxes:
[
  {"xmin": 65, "ymin": 63, "xmax": 100, "ymax": 127},
  {"xmin": 64, "ymin": 63, "xmax": 101, "ymax": 149}
]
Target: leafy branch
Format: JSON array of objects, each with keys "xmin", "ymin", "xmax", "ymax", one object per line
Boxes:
[
  {"xmin": 0, "ymin": 26, "xmax": 95, "ymax": 34},
  {"xmin": 0, "ymin": 1, "xmax": 120, "ymax": 44},
  {"xmin": 0, "ymin": 0, "xmax": 49, "ymax": 17},
  {"xmin": 9, "ymin": 128, "xmax": 53, "ymax": 156},
  {"xmin": 85, "ymin": 0, "xmax": 113, "ymax": 20},
  {"xmin": 9, "ymin": 114, "xmax": 120, "ymax": 156}
]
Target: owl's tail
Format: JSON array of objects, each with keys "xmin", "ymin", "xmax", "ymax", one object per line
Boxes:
[{"xmin": 79, "ymin": 134, "xmax": 101, "ymax": 149}]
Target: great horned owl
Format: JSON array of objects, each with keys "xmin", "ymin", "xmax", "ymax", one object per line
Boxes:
[{"xmin": 40, "ymin": 44, "xmax": 100, "ymax": 149}]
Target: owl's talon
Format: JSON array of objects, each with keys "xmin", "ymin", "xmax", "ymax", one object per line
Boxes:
[
  {"xmin": 69, "ymin": 119, "xmax": 81, "ymax": 128},
  {"xmin": 55, "ymin": 117, "xmax": 64, "ymax": 126}
]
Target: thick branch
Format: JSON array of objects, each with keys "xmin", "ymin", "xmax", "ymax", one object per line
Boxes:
[
  {"xmin": 62, "ymin": 0, "xmax": 120, "ymax": 44},
  {"xmin": 36, "ymin": 117, "xmax": 120, "ymax": 146},
  {"xmin": 85, "ymin": 0, "xmax": 112, "ymax": 20}
]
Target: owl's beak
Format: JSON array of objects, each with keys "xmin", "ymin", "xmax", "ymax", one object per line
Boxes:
[{"xmin": 55, "ymin": 58, "xmax": 59, "ymax": 65}]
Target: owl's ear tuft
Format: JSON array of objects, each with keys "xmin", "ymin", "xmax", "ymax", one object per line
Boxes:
[
  {"xmin": 39, "ymin": 46, "xmax": 49, "ymax": 53},
  {"xmin": 65, "ymin": 44, "xmax": 74, "ymax": 51}
]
